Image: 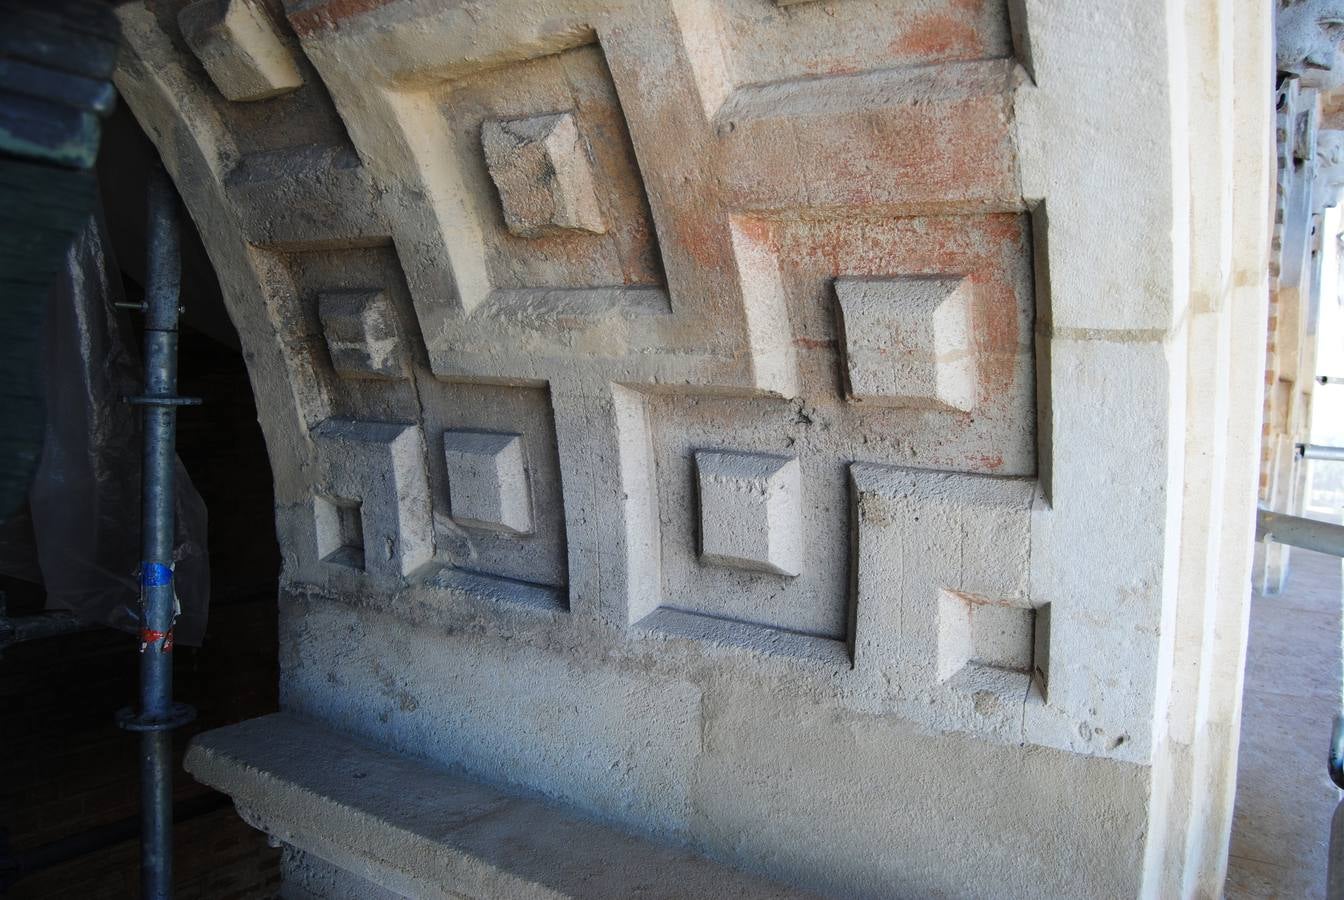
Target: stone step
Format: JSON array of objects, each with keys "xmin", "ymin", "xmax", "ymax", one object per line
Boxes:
[{"xmin": 185, "ymin": 713, "xmax": 814, "ymax": 899}]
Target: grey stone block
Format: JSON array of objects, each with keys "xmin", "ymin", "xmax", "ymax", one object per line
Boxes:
[
  {"xmin": 695, "ymin": 450, "xmax": 802, "ymax": 577},
  {"xmin": 312, "ymin": 419, "xmax": 432, "ymax": 579},
  {"xmin": 185, "ymin": 713, "xmax": 814, "ymax": 900},
  {"xmin": 442, "ymin": 430, "xmax": 533, "ymax": 535}
]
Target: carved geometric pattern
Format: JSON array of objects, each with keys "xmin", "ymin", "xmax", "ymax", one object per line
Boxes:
[
  {"xmin": 482, "ymin": 112, "xmax": 608, "ymax": 238},
  {"xmin": 936, "ymin": 590, "xmax": 1037, "ymax": 683},
  {"xmin": 419, "ymin": 383, "xmax": 567, "ymax": 596},
  {"xmin": 850, "ymin": 463, "xmax": 1040, "ymax": 738},
  {"xmin": 695, "ymin": 450, "xmax": 802, "ymax": 577},
  {"xmin": 442, "ymin": 430, "xmax": 534, "ymax": 536},
  {"xmin": 311, "ymin": 419, "xmax": 432, "ymax": 579},
  {"xmin": 178, "ymin": 0, "xmax": 303, "ymax": 102},
  {"xmin": 313, "ymin": 495, "xmax": 364, "ymax": 570},
  {"xmin": 835, "ymin": 276, "xmax": 977, "ymax": 412},
  {"xmin": 317, "ymin": 289, "xmax": 407, "ymax": 380}
]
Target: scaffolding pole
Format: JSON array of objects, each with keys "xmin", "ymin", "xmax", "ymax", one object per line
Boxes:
[
  {"xmin": 116, "ymin": 165, "xmax": 197, "ymax": 900},
  {"xmin": 1256, "ymin": 509, "xmax": 1344, "ymax": 558}
]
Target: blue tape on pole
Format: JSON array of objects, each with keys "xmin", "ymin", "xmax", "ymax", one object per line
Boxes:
[{"xmin": 141, "ymin": 562, "xmax": 173, "ymax": 586}]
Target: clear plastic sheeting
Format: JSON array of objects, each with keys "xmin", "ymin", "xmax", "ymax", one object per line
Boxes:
[{"xmin": 0, "ymin": 207, "xmax": 209, "ymax": 645}]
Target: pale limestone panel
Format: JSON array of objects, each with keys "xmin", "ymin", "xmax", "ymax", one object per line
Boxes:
[
  {"xmin": 419, "ymin": 382, "xmax": 567, "ymax": 594},
  {"xmin": 646, "ymin": 395, "xmax": 853, "ymax": 641},
  {"xmin": 850, "ymin": 462, "xmax": 1039, "ymax": 740},
  {"xmin": 273, "ymin": 246, "xmax": 422, "ymax": 428},
  {"xmin": 734, "ymin": 213, "xmax": 1036, "ymax": 474},
  {"xmin": 421, "ymin": 42, "xmax": 663, "ymax": 301}
]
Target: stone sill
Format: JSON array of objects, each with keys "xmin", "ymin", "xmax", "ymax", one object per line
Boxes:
[{"xmin": 186, "ymin": 713, "xmax": 812, "ymax": 899}]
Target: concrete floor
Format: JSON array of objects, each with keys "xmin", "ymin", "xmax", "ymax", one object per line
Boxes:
[{"xmin": 1227, "ymin": 548, "xmax": 1344, "ymax": 898}]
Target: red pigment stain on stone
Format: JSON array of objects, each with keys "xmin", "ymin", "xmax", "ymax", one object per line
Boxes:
[
  {"xmin": 289, "ymin": 0, "xmax": 397, "ymax": 36},
  {"xmin": 968, "ymin": 452, "xmax": 1004, "ymax": 471},
  {"xmin": 793, "ymin": 336, "xmax": 836, "ymax": 350},
  {"xmin": 735, "ymin": 217, "xmax": 775, "ymax": 246},
  {"xmin": 889, "ymin": 14, "xmax": 985, "ymax": 59},
  {"xmin": 672, "ymin": 217, "xmax": 731, "ymax": 270}
]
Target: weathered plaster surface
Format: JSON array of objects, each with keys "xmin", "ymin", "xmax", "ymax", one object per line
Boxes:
[{"xmin": 110, "ymin": 0, "xmax": 1273, "ymax": 896}]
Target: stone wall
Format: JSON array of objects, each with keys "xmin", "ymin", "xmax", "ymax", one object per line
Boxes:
[{"xmin": 111, "ymin": 1, "xmax": 1274, "ymax": 896}]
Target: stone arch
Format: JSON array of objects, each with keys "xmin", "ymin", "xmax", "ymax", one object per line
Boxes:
[{"xmin": 110, "ymin": 1, "xmax": 1276, "ymax": 896}]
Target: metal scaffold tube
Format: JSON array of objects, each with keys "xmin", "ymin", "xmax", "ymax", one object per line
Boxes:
[
  {"xmin": 115, "ymin": 165, "xmax": 198, "ymax": 900},
  {"xmin": 1256, "ymin": 509, "xmax": 1344, "ymax": 558},
  {"xmin": 1298, "ymin": 443, "xmax": 1344, "ymax": 462}
]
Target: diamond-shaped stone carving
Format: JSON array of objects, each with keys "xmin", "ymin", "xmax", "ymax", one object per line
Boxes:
[
  {"xmin": 835, "ymin": 276, "xmax": 978, "ymax": 411},
  {"xmin": 442, "ymin": 431, "xmax": 533, "ymax": 535},
  {"xmin": 317, "ymin": 289, "xmax": 406, "ymax": 380},
  {"xmin": 695, "ymin": 451, "xmax": 802, "ymax": 577},
  {"xmin": 481, "ymin": 112, "xmax": 608, "ymax": 238},
  {"xmin": 178, "ymin": 0, "xmax": 303, "ymax": 102}
]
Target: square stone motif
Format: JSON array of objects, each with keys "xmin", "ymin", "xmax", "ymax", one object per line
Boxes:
[
  {"xmin": 311, "ymin": 419, "xmax": 433, "ymax": 579},
  {"xmin": 834, "ymin": 276, "xmax": 978, "ymax": 412},
  {"xmin": 481, "ymin": 112, "xmax": 608, "ymax": 238},
  {"xmin": 178, "ymin": 0, "xmax": 304, "ymax": 102},
  {"xmin": 695, "ymin": 451, "xmax": 802, "ymax": 577},
  {"xmin": 317, "ymin": 289, "xmax": 406, "ymax": 380},
  {"xmin": 442, "ymin": 431, "xmax": 534, "ymax": 535},
  {"xmin": 936, "ymin": 590, "xmax": 1036, "ymax": 683}
]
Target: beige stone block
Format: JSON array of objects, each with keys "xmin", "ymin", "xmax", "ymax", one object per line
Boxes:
[
  {"xmin": 835, "ymin": 276, "xmax": 977, "ymax": 411},
  {"xmin": 481, "ymin": 112, "xmax": 607, "ymax": 238},
  {"xmin": 178, "ymin": 0, "xmax": 302, "ymax": 102}
]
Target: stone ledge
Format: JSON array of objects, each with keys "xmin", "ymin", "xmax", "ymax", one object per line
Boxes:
[{"xmin": 185, "ymin": 713, "xmax": 812, "ymax": 900}]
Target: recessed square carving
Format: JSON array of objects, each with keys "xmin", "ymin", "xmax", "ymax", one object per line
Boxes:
[
  {"xmin": 696, "ymin": 450, "xmax": 802, "ymax": 577},
  {"xmin": 311, "ymin": 419, "xmax": 433, "ymax": 579},
  {"xmin": 419, "ymin": 383, "xmax": 566, "ymax": 594},
  {"xmin": 835, "ymin": 276, "xmax": 977, "ymax": 411},
  {"xmin": 178, "ymin": 0, "xmax": 303, "ymax": 102},
  {"xmin": 442, "ymin": 431, "xmax": 534, "ymax": 535},
  {"xmin": 482, "ymin": 112, "xmax": 607, "ymax": 238},
  {"xmin": 937, "ymin": 590, "xmax": 1036, "ymax": 683},
  {"xmin": 313, "ymin": 495, "xmax": 364, "ymax": 570},
  {"xmin": 849, "ymin": 463, "xmax": 1040, "ymax": 738},
  {"xmin": 317, "ymin": 289, "xmax": 407, "ymax": 380},
  {"xmin": 633, "ymin": 395, "xmax": 851, "ymax": 644},
  {"xmin": 397, "ymin": 43, "xmax": 665, "ymax": 318}
]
